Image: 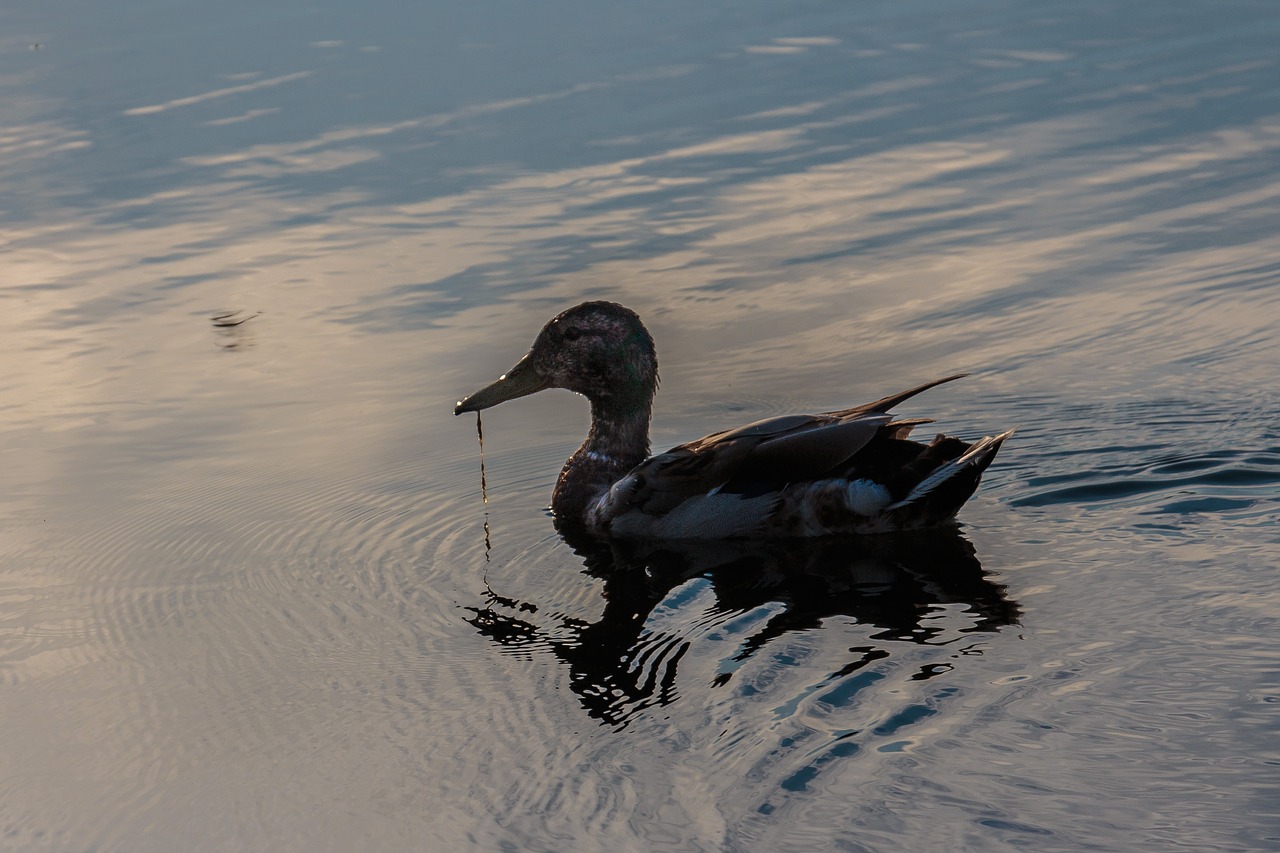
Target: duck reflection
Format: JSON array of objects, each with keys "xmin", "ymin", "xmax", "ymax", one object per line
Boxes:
[{"xmin": 465, "ymin": 527, "xmax": 1019, "ymax": 729}]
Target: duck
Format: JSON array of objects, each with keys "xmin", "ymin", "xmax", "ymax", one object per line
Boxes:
[{"xmin": 455, "ymin": 301, "xmax": 1012, "ymax": 538}]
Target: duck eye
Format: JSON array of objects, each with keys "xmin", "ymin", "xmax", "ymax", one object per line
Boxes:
[{"xmin": 563, "ymin": 326, "xmax": 584, "ymax": 342}]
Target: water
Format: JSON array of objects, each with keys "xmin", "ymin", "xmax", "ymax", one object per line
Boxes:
[{"xmin": 3, "ymin": 0, "xmax": 1279, "ymax": 850}]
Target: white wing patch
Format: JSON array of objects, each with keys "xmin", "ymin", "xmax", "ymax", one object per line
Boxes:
[{"xmin": 842, "ymin": 478, "xmax": 893, "ymax": 516}]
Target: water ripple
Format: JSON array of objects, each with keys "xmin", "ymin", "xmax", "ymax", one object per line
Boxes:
[{"xmin": 1013, "ymin": 445, "xmax": 1280, "ymax": 516}]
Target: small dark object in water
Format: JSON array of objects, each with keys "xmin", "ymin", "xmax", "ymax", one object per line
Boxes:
[{"xmin": 211, "ymin": 310, "xmax": 260, "ymax": 328}]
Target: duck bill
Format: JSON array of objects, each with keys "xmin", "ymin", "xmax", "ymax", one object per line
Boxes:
[{"xmin": 454, "ymin": 353, "xmax": 549, "ymax": 415}]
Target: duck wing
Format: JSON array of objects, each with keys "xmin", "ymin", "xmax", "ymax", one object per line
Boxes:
[
  {"xmin": 595, "ymin": 375, "xmax": 968, "ymax": 537},
  {"xmin": 678, "ymin": 411, "xmax": 890, "ymax": 480}
]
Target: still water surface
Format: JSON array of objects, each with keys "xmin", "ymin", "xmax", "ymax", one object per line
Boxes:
[{"xmin": 2, "ymin": 0, "xmax": 1279, "ymax": 850}]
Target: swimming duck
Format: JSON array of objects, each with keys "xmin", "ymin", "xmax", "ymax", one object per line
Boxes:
[{"xmin": 455, "ymin": 301, "xmax": 1012, "ymax": 538}]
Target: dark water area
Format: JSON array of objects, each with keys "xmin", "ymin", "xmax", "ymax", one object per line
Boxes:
[{"xmin": 2, "ymin": 0, "xmax": 1278, "ymax": 850}]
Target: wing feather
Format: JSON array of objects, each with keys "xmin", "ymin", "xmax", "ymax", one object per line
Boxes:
[
  {"xmin": 749, "ymin": 414, "xmax": 889, "ymax": 475},
  {"xmin": 593, "ymin": 375, "xmax": 973, "ymax": 535}
]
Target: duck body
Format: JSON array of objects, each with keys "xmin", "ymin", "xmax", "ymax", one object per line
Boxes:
[{"xmin": 455, "ymin": 301, "xmax": 1012, "ymax": 539}]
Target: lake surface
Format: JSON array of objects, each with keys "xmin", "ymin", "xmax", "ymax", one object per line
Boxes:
[{"xmin": 3, "ymin": 0, "xmax": 1279, "ymax": 850}]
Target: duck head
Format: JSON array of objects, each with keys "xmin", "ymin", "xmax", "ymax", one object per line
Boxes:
[{"xmin": 455, "ymin": 301, "xmax": 659, "ymax": 416}]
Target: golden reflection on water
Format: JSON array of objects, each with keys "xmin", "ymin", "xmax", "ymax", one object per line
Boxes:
[
  {"xmin": 123, "ymin": 71, "xmax": 315, "ymax": 117},
  {"xmin": 8, "ymin": 93, "xmax": 1277, "ymax": 430},
  {"xmin": 4, "ymin": 82, "xmax": 1278, "ymax": 575},
  {"xmin": 7, "ymin": 96, "xmax": 1269, "ymax": 548},
  {"xmin": 3, "ymin": 51, "xmax": 1276, "ymax": 553}
]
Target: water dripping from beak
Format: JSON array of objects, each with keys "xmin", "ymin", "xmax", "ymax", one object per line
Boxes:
[{"xmin": 476, "ymin": 412, "xmax": 491, "ymax": 559}]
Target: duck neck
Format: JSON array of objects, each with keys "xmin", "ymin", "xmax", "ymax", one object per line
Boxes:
[
  {"xmin": 553, "ymin": 389, "xmax": 653, "ymax": 520},
  {"xmin": 583, "ymin": 392, "xmax": 652, "ymax": 468}
]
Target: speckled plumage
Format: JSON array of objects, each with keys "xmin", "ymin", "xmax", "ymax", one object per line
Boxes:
[{"xmin": 455, "ymin": 301, "xmax": 1012, "ymax": 538}]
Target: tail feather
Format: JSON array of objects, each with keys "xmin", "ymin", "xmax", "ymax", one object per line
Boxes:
[
  {"xmin": 887, "ymin": 428, "xmax": 1015, "ymax": 512},
  {"xmin": 827, "ymin": 374, "xmax": 969, "ymax": 419}
]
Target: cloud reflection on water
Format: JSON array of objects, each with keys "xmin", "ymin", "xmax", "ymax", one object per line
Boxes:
[{"xmin": 5, "ymin": 44, "xmax": 1277, "ymax": 466}]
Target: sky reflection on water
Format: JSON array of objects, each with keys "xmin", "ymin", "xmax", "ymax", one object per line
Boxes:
[{"xmin": 2, "ymin": 0, "xmax": 1279, "ymax": 850}]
